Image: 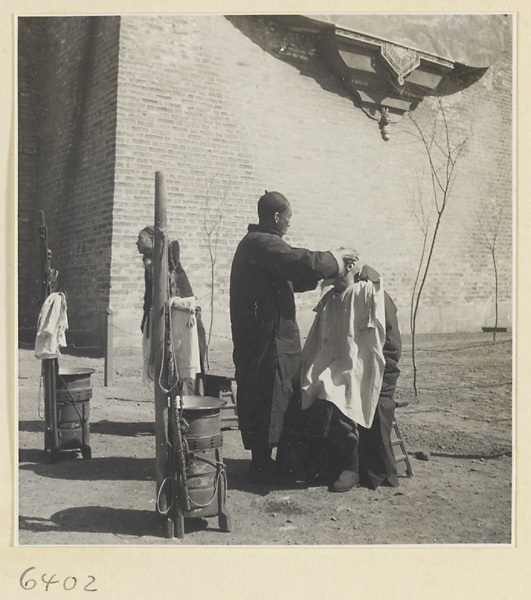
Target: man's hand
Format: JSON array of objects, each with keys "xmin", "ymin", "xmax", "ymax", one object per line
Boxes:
[
  {"xmin": 337, "ymin": 248, "xmax": 359, "ymax": 274},
  {"xmin": 331, "ymin": 248, "xmax": 360, "ymax": 277}
]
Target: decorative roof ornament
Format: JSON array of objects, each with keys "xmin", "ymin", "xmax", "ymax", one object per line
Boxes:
[
  {"xmin": 266, "ymin": 14, "xmax": 499, "ymax": 140},
  {"xmin": 380, "ymin": 42, "xmax": 421, "ymax": 87},
  {"xmin": 314, "ymin": 25, "xmax": 488, "ymax": 141}
]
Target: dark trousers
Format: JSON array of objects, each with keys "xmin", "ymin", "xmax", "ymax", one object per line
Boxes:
[
  {"xmin": 358, "ymin": 380, "xmax": 399, "ymax": 489},
  {"xmin": 302, "ymin": 400, "xmax": 359, "ymax": 482},
  {"xmin": 302, "ymin": 387, "xmax": 399, "ymax": 489}
]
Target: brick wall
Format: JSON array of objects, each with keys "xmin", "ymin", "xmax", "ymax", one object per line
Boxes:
[
  {"xmin": 18, "ymin": 16, "xmax": 121, "ymax": 350},
  {"xmin": 111, "ymin": 14, "xmax": 512, "ymax": 351},
  {"xmin": 18, "ymin": 15, "xmax": 512, "ymax": 355},
  {"xmin": 18, "ymin": 19, "xmax": 46, "ymax": 334}
]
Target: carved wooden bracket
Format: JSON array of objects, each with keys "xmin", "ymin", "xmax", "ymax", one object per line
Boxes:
[{"xmin": 316, "ymin": 26, "xmax": 487, "ymax": 141}]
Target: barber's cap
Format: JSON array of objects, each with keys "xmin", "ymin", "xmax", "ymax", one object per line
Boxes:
[{"xmin": 258, "ymin": 190, "xmax": 290, "ymax": 219}]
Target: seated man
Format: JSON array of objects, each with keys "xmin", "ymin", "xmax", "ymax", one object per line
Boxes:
[{"xmin": 300, "ymin": 260, "xmax": 402, "ymax": 492}]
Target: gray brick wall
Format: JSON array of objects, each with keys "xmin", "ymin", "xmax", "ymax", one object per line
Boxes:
[
  {"xmin": 111, "ymin": 14, "xmax": 512, "ymax": 347},
  {"xmin": 18, "ymin": 18, "xmax": 46, "ymax": 331},
  {"xmin": 18, "ymin": 16, "xmax": 120, "ymax": 350},
  {"xmin": 18, "ymin": 15, "xmax": 512, "ymax": 354}
]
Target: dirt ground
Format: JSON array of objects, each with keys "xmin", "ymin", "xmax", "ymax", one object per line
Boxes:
[{"xmin": 17, "ymin": 331, "xmax": 512, "ymax": 546}]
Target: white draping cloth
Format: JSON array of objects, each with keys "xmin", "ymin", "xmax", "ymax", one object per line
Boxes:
[
  {"xmin": 168, "ymin": 296, "xmax": 201, "ymax": 381},
  {"xmin": 35, "ymin": 292, "xmax": 68, "ymax": 360},
  {"xmin": 301, "ymin": 280, "xmax": 386, "ymax": 428}
]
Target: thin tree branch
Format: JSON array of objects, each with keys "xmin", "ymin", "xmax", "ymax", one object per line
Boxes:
[{"xmin": 410, "ymin": 96, "xmax": 469, "ymax": 396}]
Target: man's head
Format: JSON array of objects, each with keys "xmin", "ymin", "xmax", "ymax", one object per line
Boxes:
[
  {"xmin": 136, "ymin": 226, "xmax": 155, "ymax": 255},
  {"xmin": 257, "ymin": 191, "xmax": 292, "ymax": 237},
  {"xmin": 333, "ymin": 258, "xmax": 360, "ymax": 292}
]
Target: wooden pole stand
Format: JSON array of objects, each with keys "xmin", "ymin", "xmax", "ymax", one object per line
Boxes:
[{"xmin": 152, "ymin": 171, "xmax": 170, "ymax": 520}]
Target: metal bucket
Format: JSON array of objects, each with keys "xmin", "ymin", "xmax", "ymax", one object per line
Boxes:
[
  {"xmin": 56, "ymin": 367, "xmax": 94, "ymax": 455},
  {"xmin": 185, "ymin": 448, "xmax": 219, "ymax": 510},
  {"xmin": 181, "ymin": 396, "xmax": 226, "ymax": 516},
  {"xmin": 181, "ymin": 396, "xmax": 225, "ymax": 449}
]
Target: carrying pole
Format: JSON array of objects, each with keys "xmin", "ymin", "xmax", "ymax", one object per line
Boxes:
[
  {"xmin": 38, "ymin": 211, "xmax": 60, "ymax": 460},
  {"xmin": 152, "ymin": 171, "xmax": 170, "ymax": 516}
]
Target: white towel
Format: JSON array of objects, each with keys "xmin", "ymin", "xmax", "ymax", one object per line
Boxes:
[
  {"xmin": 35, "ymin": 292, "xmax": 68, "ymax": 360},
  {"xmin": 168, "ymin": 296, "xmax": 201, "ymax": 381}
]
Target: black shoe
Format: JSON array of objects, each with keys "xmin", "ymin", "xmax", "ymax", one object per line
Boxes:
[{"xmin": 330, "ymin": 470, "xmax": 360, "ymax": 493}]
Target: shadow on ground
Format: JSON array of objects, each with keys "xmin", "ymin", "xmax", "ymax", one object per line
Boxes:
[
  {"xmin": 90, "ymin": 420, "xmax": 155, "ymax": 436},
  {"xmin": 19, "ymin": 419, "xmax": 155, "ymax": 437},
  {"xmin": 19, "ymin": 456, "xmax": 154, "ymax": 481},
  {"xmin": 19, "ymin": 508, "xmax": 209, "ymax": 538},
  {"xmin": 431, "ymin": 451, "xmax": 511, "ymax": 459},
  {"xmin": 224, "ymin": 458, "xmax": 310, "ymax": 497},
  {"xmin": 19, "ymin": 420, "xmax": 45, "ymax": 433}
]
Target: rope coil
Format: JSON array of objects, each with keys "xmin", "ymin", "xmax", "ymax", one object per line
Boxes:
[{"xmin": 156, "ymin": 475, "xmax": 173, "ymax": 516}]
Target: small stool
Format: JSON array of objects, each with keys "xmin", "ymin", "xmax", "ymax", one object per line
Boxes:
[{"xmin": 202, "ymin": 374, "xmax": 239, "ymax": 429}]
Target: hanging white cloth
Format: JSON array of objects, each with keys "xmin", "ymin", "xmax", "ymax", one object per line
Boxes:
[
  {"xmin": 301, "ymin": 279, "xmax": 386, "ymax": 428},
  {"xmin": 35, "ymin": 292, "xmax": 68, "ymax": 360},
  {"xmin": 168, "ymin": 296, "xmax": 201, "ymax": 381}
]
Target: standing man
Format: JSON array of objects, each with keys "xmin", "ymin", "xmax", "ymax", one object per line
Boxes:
[{"xmin": 229, "ymin": 191, "xmax": 357, "ymax": 482}]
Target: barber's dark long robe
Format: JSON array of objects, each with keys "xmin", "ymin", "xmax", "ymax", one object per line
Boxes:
[{"xmin": 230, "ymin": 224, "xmax": 339, "ymax": 450}]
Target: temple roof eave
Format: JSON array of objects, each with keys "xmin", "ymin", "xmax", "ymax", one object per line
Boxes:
[{"xmin": 297, "ymin": 13, "xmax": 506, "ymax": 69}]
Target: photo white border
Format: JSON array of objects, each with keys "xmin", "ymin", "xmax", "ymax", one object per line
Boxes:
[{"xmin": 3, "ymin": 1, "xmax": 529, "ymax": 598}]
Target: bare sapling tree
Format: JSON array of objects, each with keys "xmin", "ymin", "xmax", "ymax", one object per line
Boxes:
[
  {"xmin": 465, "ymin": 199, "xmax": 505, "ymax": 341},
  {"xmin": 407, "ymin": 174, "xmax": 430, "ymax": 393},
  {"xmin": 408, "ymin": 97, "xmax": 473, "ymax": 396},
  {"xmin": 202, "ymin": 175, "xmax": 230, "ymax": 368}
]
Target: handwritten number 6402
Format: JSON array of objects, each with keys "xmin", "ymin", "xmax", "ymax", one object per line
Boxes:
[{"xmin": 19, "ymin": 568, "xmax": 97, "ymax": 592}]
